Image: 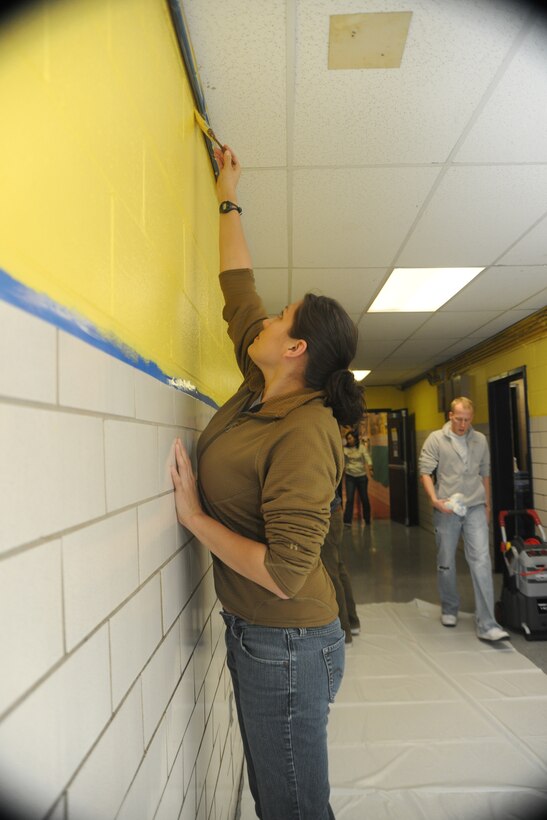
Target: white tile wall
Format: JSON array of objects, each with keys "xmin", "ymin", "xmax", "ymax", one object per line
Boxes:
[
  {"xmin": 0, "ymin": 300, "xmax": 57, "ymax": 404},
  {"xmin": 62, "ymin": 509, "xmax": 139, "ymax": 651},
  {"xmin": 67, "ymin": 682, "xmax": 144, "ymax": 820},
  {"xmin": 531, "ymin": 416, "xmax": 547, "ymax": 526},
  {"xmin": 166, "ymin": 662, "xmax": 195, "ymax": 770},
  {"xmin": 104, "ymin": 418, "xmax": 159, "ymax": 511},
  {"xmin": 109, "ymin": 576, "xmax": 162, "ymax": 707},
  {"xmin": 183, "ymin": 687, "xmax": 206, "ymax": 795},
  {"xmin": 0, "ymin": 404, "xmax": 106, "ymax": 552},
  {"xmin": 0, "ymin": 307, "xmax": 243, "ymax": 820},
  {"xmin": 161, "ymin": 546, "xmax": 195, "ymax": 632},
  {"xmin": 154, "ymin": 744, "xmax": 184, "ymax": 820},
  {"xmin": 141, "ymin": 623, "xmax": 182, "ymax": 746},
  {"xmin": 48, "ymin": 795, "xmax": 66, "ymax": 820},
  {"xmin": 0, "ymin": 627, "xmax": 111, "ymax": 818},
  {"xmin": 135, "ymin": 368, "xmax": 176, "ymax": 425},
  {"xmin": 138, "ymin": 492, "xmax": 183, "ymax": 582},
  {"xmin": 0, "ymin": 539, "xmax": 63, "ymax": 714},
  {"xmin": 116, "ymin": 720, "xmax": 168, "ymax": 820},
  {"xmin": 59, "ymin": 330, "xmax": 135, "ymax": 417},
  {"xmin": 180, "ymin": 769, "xmax": 197, "ymax": 820}
]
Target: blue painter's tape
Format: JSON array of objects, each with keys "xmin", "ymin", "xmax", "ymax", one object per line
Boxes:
[{"xmin": 0, "ymin": 267, "xmax": 218, "ymax": 410}]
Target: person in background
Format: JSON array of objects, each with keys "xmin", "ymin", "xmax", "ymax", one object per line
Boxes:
[
  {"xmin": 343, "ymin": 430, "xmax": 372, "ymax": 527},
  {"xmin": 171, "ymin": 145, "xmax": 365, "ymax": 819},
  {"xmin": 418, "ymin": 396, "xmax": 509, "ymax": 642},
  {"xmin": 321, "ymin": 482, "xmax": 361, "ymax": 645}
]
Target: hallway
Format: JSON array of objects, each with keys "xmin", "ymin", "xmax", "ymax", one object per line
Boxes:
[
  {"xmin": 342, "ymin": 521, "xmax": 547, "ymax": 674},
  {"xmin": 237, "ymin": 521, "xmax": 547, "ymax": 820}
]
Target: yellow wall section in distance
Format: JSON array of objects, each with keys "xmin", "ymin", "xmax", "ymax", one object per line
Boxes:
[{"xmin": 0, "ymin": 0, "xmax": 240, "ymax": 405}]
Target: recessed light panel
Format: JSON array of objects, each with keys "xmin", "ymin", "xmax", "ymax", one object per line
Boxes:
[
  {"xmin": 368, "ymin": 268, "xmax": 484, "ymax": 312},
  {"xmin": 351, "ymin": 370, "xmax": 371, "ymax": 381}
]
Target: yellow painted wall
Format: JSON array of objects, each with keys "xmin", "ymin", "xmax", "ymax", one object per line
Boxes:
[
  {"xmin": 0, "ymin": 0, "xmax": 240, "ymax": 405},
  {"xmin": 405, "ymin": 332, "xmax": 547, "ymax": 430},
  {"xmin": 404, "ymin": 380, "xmax": 445, "ymax": 430},
  {"xmin": 364, "ymin": 385, "xmax": 406, "ymax": 411}
]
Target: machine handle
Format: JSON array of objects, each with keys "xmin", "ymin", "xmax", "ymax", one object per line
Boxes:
[{"xmin": 498, "ymin": 508, "xmax": 542, "ymax": 527}]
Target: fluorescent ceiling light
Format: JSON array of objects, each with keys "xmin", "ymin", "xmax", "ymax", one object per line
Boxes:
[
  {"xmin": 368, "ymin": 268, "xmax": 484, "ymax": 312},
  {"xmin": 352, "ymin": 370, "xmax": 371, "ymax": 381}
]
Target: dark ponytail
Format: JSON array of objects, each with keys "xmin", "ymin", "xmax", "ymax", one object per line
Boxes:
[{"xmin": 290, "ymin": 293, "xmax": 366, "ymax": 426}]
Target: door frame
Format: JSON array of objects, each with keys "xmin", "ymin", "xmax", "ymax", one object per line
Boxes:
[{"xmin": 487, "ymin": 367, "xmax": 534, "ymax": 572}]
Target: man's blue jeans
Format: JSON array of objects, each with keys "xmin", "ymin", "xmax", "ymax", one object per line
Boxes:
[
  {"xmin": 433, "ymin": 504, "xmax": 499, "ymax": 632},
  {"xmin": 221, "ymin": 611, "xmax": 345, "ymax": 819}
]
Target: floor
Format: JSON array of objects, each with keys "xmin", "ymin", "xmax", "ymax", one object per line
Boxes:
[
  {"xmin": 236, "ymin": 520, "xmax": 547, "ymax": 820},
  {"xmin": 342, "ymin": 520, "xmax": 547, "ymax": 673}
]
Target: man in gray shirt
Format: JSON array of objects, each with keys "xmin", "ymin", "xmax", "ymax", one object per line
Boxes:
[{"xmin": 419, "ymin": 397, "xmax": 509, "ymax": 642}]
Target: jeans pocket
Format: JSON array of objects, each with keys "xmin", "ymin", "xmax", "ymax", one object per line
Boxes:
[
  {"xmin": 238, "ymin": 628, "xmax": 288, "ymax": 666},
  {"xmin": 322, "ymin": 633, "xmax": 346, "ymax": 703}
]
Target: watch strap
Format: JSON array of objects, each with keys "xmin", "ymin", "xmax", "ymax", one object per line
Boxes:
[{"xmin": 219, "ymin": 200, "xmax": 242, "ymax": 215}]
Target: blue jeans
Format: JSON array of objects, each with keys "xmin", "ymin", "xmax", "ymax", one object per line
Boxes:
[
  {"xmin": 343, "ymin": 474, "xmax": 370, "ymax": 524},
  {"xmin": 433, "ymin": 504, "xmax": 500, "ymax": 632},
  {"xmin": 221, "ymin": 611, "xmax": 345, "ymax": 820}
]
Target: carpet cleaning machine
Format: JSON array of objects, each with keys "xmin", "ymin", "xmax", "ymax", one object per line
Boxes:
[{"xmin": 497, "ymin": 509, "xmax": 547, "ymax": 640}]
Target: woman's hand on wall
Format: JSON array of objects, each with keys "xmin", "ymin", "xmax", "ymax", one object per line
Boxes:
[
  {"xmin": 214, "ymin": 145, "xmax": 241, "ymax": 204},
  {"xmin": 171, "ymin": 437, "xmax": 203, "ymax": 527}
]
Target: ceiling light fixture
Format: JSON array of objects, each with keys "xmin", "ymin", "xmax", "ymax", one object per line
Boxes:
[
  {"xmin": 368, "ymin": 268, "xmax": 484, "ymax": 312},
  {"xmin": 352, "ymin": 370, "xmax": 371, "ymax": 381}
]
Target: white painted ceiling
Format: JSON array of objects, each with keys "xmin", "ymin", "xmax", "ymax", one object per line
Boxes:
[{"xmin": 183, "ymin": 0, "xmax": 547, "ymax": 386}]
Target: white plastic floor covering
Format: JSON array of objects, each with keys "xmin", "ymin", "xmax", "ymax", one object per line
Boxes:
[{"xmin": 237, "ymin": 600, "xmax": 547, "ymax": 820}]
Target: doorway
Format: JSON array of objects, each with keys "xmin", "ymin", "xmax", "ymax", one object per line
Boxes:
[
  {"xmin": 487, "ymin": 367, "xmax": 534, "ymax": 572},
  {"xmin": 387, "ymin": 409, "xmax": 419, "ymax": 526},
  {"xmin": 341, "ymin": 409, "xmax": 419, "ymax": 525}
]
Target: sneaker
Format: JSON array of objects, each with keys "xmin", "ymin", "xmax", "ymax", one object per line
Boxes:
[
  {"xmin": 350, "ymin": 621, "xmax": 361, "ymax": 636},
  {"xmin": 343, "ymin": 522, "xmax": 351, "ymax": 528},
  {"xmin": 441, "ymin": 613, "xmax": 458, "ymax": 627},
  {"xmin": 477, "ymin": 626, "xmax": 510, "ymax": 642}
]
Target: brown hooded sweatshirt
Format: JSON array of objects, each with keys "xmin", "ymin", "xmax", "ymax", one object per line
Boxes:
[{"xmin": 196, "ymin": 268, "xmax": 341, "ymax": 626}]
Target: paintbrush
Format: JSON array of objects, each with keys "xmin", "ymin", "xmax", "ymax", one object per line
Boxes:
[{"xmin": 194, "ymin": 109, "xmax": 224, "ymax": 150}]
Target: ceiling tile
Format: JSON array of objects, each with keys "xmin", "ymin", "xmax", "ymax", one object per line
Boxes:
[
  {"xmin": 253, "ymin": 270, "xmax": 290, "ymax": 314},
  {"xmin": 440, "ymin": 265, "xmax": 547, "ymax": 311},
  {"xmin": 365, "ymin": 370, "xmax": 415, "ymax": 386},
  {"xmin": 293, "ymin": 167, "xmax": 440, "ymax": 267},
  {"xmin": 411, "ymin": 311, "xmax": 503, "ymax": 339},
  {"xmin": 358, "ymin": 313, "xmax": 431, "ymax": 340},
  {"xmin": 516, "ymin": 287, "xmax": 547, "ymax": 311},
  {"xmin": 355, "ymin": 337, "xmax": 405, "ymax": 363},
  {"xmin": 468, "ymin": 309, "xmax": 539, "ymax": 339},
  {"xmin": 435, "ymin": 338, "xmax": 483, "ymax": 360},
  {"xmin": 455, "ymin": 16, "xmax": 547, "ymax": 163},
  {"xmin": 239, "ymin": 171, "xmax": 288, "ymax": 268},
  {"xmin": 397, "ymin": 165, "xmax": 547, "ymax": 267},
  {"xmin": 291, "ymin": 268, "xmax": 387, "ymax": 311},
  {"xmin": 182, "ymin": 0, "xmax": 286, "ymax": 166},
  {"xmin": 183, "ymin": 0, "xmax": 547, "ymax": 388},
  {"xmin": 387, "ymin": 338, "xmax": 459, "ymax": 360},
  {"xmin": 328, "ymin": 12, "xmax": 413, "ymax": 70},
  {"xmin": 293, "ymin": 0, "xmax": 526, "ymax": 165},
  {"xmin": 498, "ymin": 218, "xmax": 547, "ymax": 266}
]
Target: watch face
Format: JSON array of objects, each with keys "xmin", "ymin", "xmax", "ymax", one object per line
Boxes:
[{"xmin": 220, "ymin": 201, "xmax": 240, "ymax": 214}]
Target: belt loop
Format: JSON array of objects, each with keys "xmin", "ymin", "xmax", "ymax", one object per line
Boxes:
[{"xmin": 220, "ymin": 609, "xmax": 234, "ymax": 628}]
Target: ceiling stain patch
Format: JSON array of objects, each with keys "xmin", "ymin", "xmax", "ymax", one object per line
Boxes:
[{"xmin": 328, "ymin": 12, "xmax": 413, "ymax": 70}]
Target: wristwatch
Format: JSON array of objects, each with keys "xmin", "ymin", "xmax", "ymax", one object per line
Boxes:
[{"xmin": 219, "ymin": 200, "xmax": 242, "ymax": 215}]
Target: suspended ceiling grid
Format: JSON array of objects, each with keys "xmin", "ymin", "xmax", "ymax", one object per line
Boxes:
[{"xmin": 183, "ymin": 0, "xmax": 547, "ymax": 386}]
